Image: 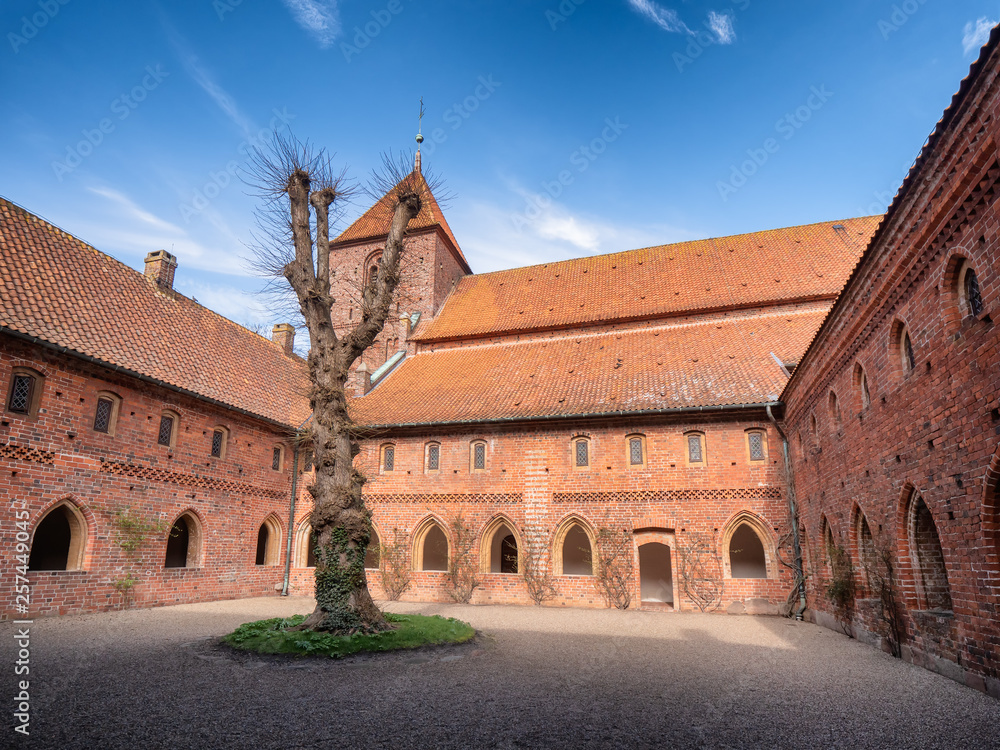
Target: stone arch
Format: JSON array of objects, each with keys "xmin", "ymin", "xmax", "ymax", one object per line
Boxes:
[
  {"xmin": 412, "ymin": 516, "xmax": 450, "ymax": 572},
  {"xmin": 165, "ymin": 510, "xmax": 203, "ymax": 569},
  {"xmin": 850, "ymin": 503, "xmax": 877, "ymax": 593},
  {"xmin": 255, "ymin": 514, "xmax": 283, "ymax": 566},
  {"xmin": 479, "ymin": 514, "xmax": 522, "ymax": 574},
  {"xmin": 889, "ymin": 318, "xmax": 916, "ymax": 381},
  {"xmin": 294, "ymin": 516, "xmax": 316, "ymax": 568},
  {"xmin": 363, "ymin": 250, "xmax": 383, "ymax": 287},
  {"xmin": 28, "ymin": 498, "xmax": 88, "ymax": 571},
  {"xmin": 552, "ymin": 514, "xmax": 596, "ymax": 576},
  {"xmin": 941, "ymin": 246, "xmax": 986, "ymax": 329},
  {"xmin": 900, "ymin": 486, "xmax": 953, "ymax": 612},
  {"xmin": 721, "ymin": 511, "xmax": 773, "ymax": 580},
  {"xmin": 853, "ymin": 361, "xmax": 871, "ymax": 411}
]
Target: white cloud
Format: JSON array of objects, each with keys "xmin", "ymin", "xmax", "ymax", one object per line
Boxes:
[
  {"xmin": 625, "ymin": 0, "xmax": 692, "ymax": 35},
  {"xmin": 707, "ymin": 11, "xmax": 736, "ymax": 44},
  {"xmin": 86, "ymin": 186, "xmax": 182, "ymax": 234},
  {"xmin": 963, "ymin": 17, "xmax": 996, "ymax": 55},
  {"xmin": 280, "ymin": 0, "xmax": 342, "ymax": 48}
]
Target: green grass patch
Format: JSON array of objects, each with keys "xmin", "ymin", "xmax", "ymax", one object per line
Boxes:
[{"xmin": 223, "ymin": 613, "xmax": 475, "ymax": 658}]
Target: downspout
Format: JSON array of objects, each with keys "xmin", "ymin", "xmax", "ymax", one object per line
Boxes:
[
  {"xmin": 281, "ymin": 441, "xmax": 301, "ymax": 597},
  {"xmin": 767, "ymin": 405, "xmax": 807, "ymax": 621}
]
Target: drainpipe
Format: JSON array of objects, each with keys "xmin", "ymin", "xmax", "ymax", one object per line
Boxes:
[
  {"xmin": 767, "ymin": 405, "xmax": 807, "ymax": 620},
  {"xmin": 281, "ymin": 442, "xmax": 300, "ymax": 597}
]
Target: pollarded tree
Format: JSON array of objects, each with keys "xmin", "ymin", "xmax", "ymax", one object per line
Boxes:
[{"xmin": 248, "ymin": 135, "xmax": 437, "ymax": 633}]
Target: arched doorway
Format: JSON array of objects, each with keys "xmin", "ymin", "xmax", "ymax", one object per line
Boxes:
[
  {"xmin": 729, "ymin": 523, "xmax": 768, "ymax": 579},
  {"xmin": 562, "ymin": 523, "xmax": 593, "ymax": 576},
  {"xmin": 165, "ymin": 516, "xmax": 191, "ymax": 568},
  {"xmin": 639, "ymin": 542, "xmax": 673, "ymax": 604},
  {"xmin": 29, "ymin": 503, "xmax": 86, "ymax": 571}
]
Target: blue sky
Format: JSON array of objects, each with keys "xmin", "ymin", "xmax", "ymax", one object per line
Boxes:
[{"xmin": 2, "ymin": 0, "xmax": 997, "ymax": 330}]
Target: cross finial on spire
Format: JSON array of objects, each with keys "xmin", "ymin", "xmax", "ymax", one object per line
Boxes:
[{"xmin": 414, "ymin": 97, "xmax": 425, "ymax": 174}]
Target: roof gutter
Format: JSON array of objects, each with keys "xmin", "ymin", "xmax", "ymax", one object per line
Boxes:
[
  {"xmin": 0, "ymin": 326, "xmax": 298, "ymax": 433},
  {"xmin": 355, "ymin": 401, "xmax": 783, "ymax": 432}
]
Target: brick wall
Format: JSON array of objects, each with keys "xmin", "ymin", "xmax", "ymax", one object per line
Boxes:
[
  {"xmin": 0, "ymin": 336, "xmax": 298, "ymax": 618},
  {"xmin": 782, "ymin": 50, "xmax": 1000, "ymax": 694}
]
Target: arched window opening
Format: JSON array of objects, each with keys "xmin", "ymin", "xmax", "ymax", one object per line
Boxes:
[
  {"xmin": 829, "ymin": 391, "xmax": 841, "ymax": 424},
  {"xmin": 272, "ymin": 445, "xmax": 284, "ymax": 472},
  {"xmin": 365, "ymin": 526, "xmax": 381, "ymax": 569},
  {"xmin": 855, "ymin": 364, "xmax": 871, "ymax": 410},
  {"xmin": 28, "ymin": 503, "xmax": 85, "ymax": 571},
  {"xmin": 157, "ymin": 410, "xmax": 179, "ymax": 448},
  {"xmin": 562, "ymin": 524, "xmax": 593, "ymax": 576},
  {"xmin": 470, "ymin": 440, "xmax": 487, "ymax": 472},
  {"xmin": 210, "ymin": 426, "xmax": 229, "ymax": 459},
  {"xmin": 639, "ymin": 543, "xmax": 673, "ymax": 604},
  {"xmin": 959, "ymin": 261, "xmax": 984, "ymax": 319},
  {"xmin": 746, "ymin": 430, "xmax": 766, "ymax": 462},
  {"xmin": 296, "ymin": 522, "xmax": 317, "ymax": 568},
  {"xmin": 572, "ymin": 437, "xmax": 590, "ymax": 468},
  {"xmin": 909, "ymin": 493, "xmax": 952, "ymax": 612},
  {"xmin": 93, "ymin": 392, "xmax": 121, "ymax": 435},
  {"xmin": 857, "ymin": 514, "xmax": 877, "ymax": 590},
  {"xmin": 165, "ymin": 515, "xmax": 195, "ymax": 568},
  {"xmin": 729, "ymin": 524, "xmax": 767, "ymax": 579},
  {"xmin": 255, "ymin": 517, "xmax": 281, "ymax": 566},
  {"xmin": 380, "ymin": 444, "xmax": 396, "ymax": 474},
  {"xmin": 486, "ymin": 522, "xmax": 519, "ymax": 574},
  {"xmin": 627, "ymin": 434, "xmax": 646, "ymax": 468},
  {"xmin": 425, "ymin": 442, "xmax": 440, "ymax": 473},
  {"xmin": 6, "ymin": 367, "xmax": 44, "ymax": 417},
  {"xmin": 418, "ymin": 523, "xmax": 449, "ymax": 572},
  {"xmin": 685, "ymin": 432, "xmax": 706, "ymax": 466}
]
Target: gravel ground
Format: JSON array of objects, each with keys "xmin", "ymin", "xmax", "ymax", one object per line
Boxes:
[{"xmin": 2, "ymin": 597, "xmax": 998, "ymax": 749}]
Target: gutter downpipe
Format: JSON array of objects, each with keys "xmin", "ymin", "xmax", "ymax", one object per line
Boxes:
[
  {"xmin": 281, "ymin": 441, "xmax": 301, "ymax": 597},
  {"xmin": 767, "ymin": 404, "xmax": 807, "ymax": 621}
]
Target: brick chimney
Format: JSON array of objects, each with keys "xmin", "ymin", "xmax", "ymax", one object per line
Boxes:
[
  {"xmin": 271, "ymin": 324, "xmax": 295, "ymax": 356},
  {"xmin": 143, "ymin": 250, "xmax": 177, "ymax": 289},
  {"xmin": 355, "ymin": 362, "xmax": 371, "ymax": 396}
]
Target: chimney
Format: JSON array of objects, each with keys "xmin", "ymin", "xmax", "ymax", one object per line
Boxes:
[
  {"xmin": 355, "ymin": 362, "xmax": 371, "ymax": 396},
  {"xmin": 143, "ymin": 250, "xmax": 177, "ymax": 289},
  {"xmin": 399, "ymin": 312, "xmax": 412, "ymax": 337},
  {"xmin": 271, "ymin": 324, "xmax": 295, "ymax": 356}
]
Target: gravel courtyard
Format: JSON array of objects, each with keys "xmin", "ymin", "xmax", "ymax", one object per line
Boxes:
[{"xmin": 3, "ymin": 597, "xmax": 998, "ymax": 749}]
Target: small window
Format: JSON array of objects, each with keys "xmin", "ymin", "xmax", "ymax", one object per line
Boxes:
[
  {"xmin": 210, "ymin": 427, "xmax": 228, "ymax": 459},
  {"xmin": 901, "ymin": 328, "xmax": 915, "ymax": 374},
  {"xmin": 6, "ymin": 368, "xmax": 43, "ymax": 417},
  {"xmin": 426, "ymin": 443, "xmax": 440, "ymax": 472},
  {"xmin": 93, "ymin": 397, "xmax": 114, "ymax": 434},
  {"xmin": 381, "ymin": 444, "xmax": 395, "ymax": 473},
  {"xmin": 471, "ymin": 440, "xmax": 487, "ymax": 472},
  {"xmin": 627, "ymin": 434, "xmax": 646, "ymax": 468},
  {"xmin": 572, "ymin": 437, "xmax": 590, "ymax": 468},
  {"xmin": 829, "ymin": 391, "xmax": 841, "ymax": 425},
  {"xmin": 272, "ymin": 445, "xmax": 283, "ymax": 471},
  {"xmin": 961, "ymin": 263, "xmax": 984, "ymax": 318},
  {"xmin": 747, "ymin": 430, "xmax": 766, "ymax": 462},
  {"xmin": 157, "ymin": 411, "xmax": 179, "ymax": 448},
  {"xmin": 856, "ymin": 365, "xmax": 871, "ymax": 410},
  {"xmin": 685, "ymin": 432, "xmax": 706, "ymax": 466}
]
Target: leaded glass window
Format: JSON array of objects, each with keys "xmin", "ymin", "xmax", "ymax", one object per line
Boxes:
[
  {"xmin": 575, "ymin": 439, "xmax": 588, "ymax": 467},
  {"xmin": 383, "ymin": 445, "xmax": 394, "ymax": 472},
  {"xmin": 8, "ymin": 374, "xmax": 33, "ymax": 414},
  {"xmin": 211, "ymin": 429, "xmax": 224, "ymax": 458},
  {"xmin": 688, "ymin": 435, "xmax": 703, "ymax": 463},
  {"xmin": 93, "ymin": 398, "xmax": 113, "ymax": 433},
  {"xmin": 965, "ymin": 268, "xmax": 983, "ymax": 317},
  {"xmin": 427, "ymin": 444, "xmax": 440, "ymax": 471},
  {"xmin": 272, "ymin": 446, "xmax": 282, "ymax": 471},
  {"xmin": 629, "ymin": 437, "xmax": 643, "ymax": 465},
  {"xmin": 473, "ymin": 442, "xmax": 486, "ymax": 470},
  {"xmin": 749, "ymin": 432, "xmax": 764, "ymax": 461},
  {"xmin": 157, "ymin": 415, "xmax": 174, "ymax": 446}
]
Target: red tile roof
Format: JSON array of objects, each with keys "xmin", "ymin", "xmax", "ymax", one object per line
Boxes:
[
  {"xmin": 335, "ymin": 172, "xmax": 469, "ymax": 270},
  {"xmin": 350, "ymin": 307, "xmax": 828, "ymax": 426},
  {"xmin": 413, "ymin": 217, "xmax": 879, "ymax": 342},
  {"xmin": 0, "ymin": 198, "xmax": 310, "ymax": 427}
]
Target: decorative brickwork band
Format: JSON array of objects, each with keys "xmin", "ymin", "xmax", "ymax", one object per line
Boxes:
[
  {"xmin": 0, "ymin": 442, "xmax": 56, "ymax": 465},
  {"xmin": 99, "ymin": 460, "xmax": 286, "ymax": 499},
  {"xmin": 552, "ymin": 488, "xmax": 782, "ymax": 503},
  {"xmin": 365, "ymin": 493, "xmax": 523, "ymax": 504}
]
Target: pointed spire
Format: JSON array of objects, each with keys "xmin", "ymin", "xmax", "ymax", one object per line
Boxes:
[{"xmin": 414, "ymin": 97, "xmax": 425, "ymax": 174}]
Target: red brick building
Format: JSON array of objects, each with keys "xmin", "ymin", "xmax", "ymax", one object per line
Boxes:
[{"xmin": 2, "ymin": 26, "xmax": 998, "ymax": 696}]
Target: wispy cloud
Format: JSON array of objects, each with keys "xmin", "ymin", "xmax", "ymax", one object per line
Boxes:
[
  {"xmin": 963, "ymin": 17, "xmax": 996, "ymax": 55},
  {"xmin": 86, "ymin": 187, "xmax": 182, "ymax": 234},
  {"xmin": 707, "ymin": 11, "xmax": 736, "ymax": 44},
  {"xmin": 280, "ymin": 0, "xmax": 342, "ymax": 48},
  {"xmin": 160, "ymin": 15, "xmax": 257, "ymax": 138},
  {"xmin": 626, "ymin": 0, "xmax": 692, "ymax": 35}
]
